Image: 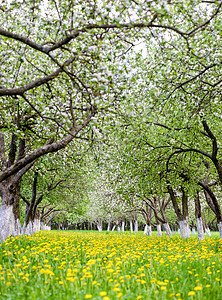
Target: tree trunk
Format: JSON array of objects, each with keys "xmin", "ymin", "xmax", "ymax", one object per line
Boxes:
[
  {"xmin": 168, "ymin": 186, "xmax": 190, "ymax": 239},
  {"xmin": 194, "ymin": 193, "xmax": 204, "ymax": 241},
  {"xmin": 111, "ymin": 225, "xmax": 116, "ymax": 231},
  {"xmin": 202, "ymin": 208, "xmax": 211, "ymax": 236},
  {"xmin": 0, "ymin": 180, "xmax": 21, "ymax": 240},
  {"xmin": 157, "ymin": 224, "xmax": 162, "ymax": 237},
  {"xmin": 163, "ymin": 223, "xmax": 172, "ymax": 237},
  {"xmin": 121, "ymin": 220, "xmax": 125, "ymax": 232},
  {"xmin": 33, "ymin": 215, "xmax": 41, "ymax": 232},
  {"xmin": 129, "ymin": 218, "xmax": 133, "ymax": 233},
  {"xmin": 143, "ymin": 224, "xmax": 148, "ymax": 235},
  {"xmin": 41, "ymin": 222, "xmax": 50, "ymax": 230},
  {"xmin": 146, "ymin": 225, "xmax": 152, "ymax": 236},
  {"xmin": 192, "ymin": 227, "xmax": 196, "ymax": 234},
  {"xmin": 199, "ymin": 182, "xmax": 222, "ymax": 229},
  {"xmin": 196, "ymin": 217, "xmax": 204, "ymax": 241},
  {"xmin": 97, "ymin": 224, "xmax": 102, "ymax": 232},
  {"xmin": 178, "ymin": 217, "xmax": 190, "ymax": 239},
  {"xmin": 97, "ymin": 220, "xmax": 102, "ymax": 232},
  {"xmin": 218, "ymin": 222, "xmax": 222, "ymax": 239},
  {"xmin": 107, "ymin": 221, "xmax": 111, "ymax": 231},
  {"xmin": 22, "ymin": 220, "xmax": 33, "ymax": 235},
  {"xmin": 205, "ymin": 227, "xmax": 211, "ymax": 236},
  {"xmin": 134, "ymin": 220, "xmax": 138, "ymax": 233}
]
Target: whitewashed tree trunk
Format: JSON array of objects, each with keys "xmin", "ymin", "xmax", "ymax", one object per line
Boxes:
[
  {"xmin": 157, "ymin": 224, "xmax": 162, "ymax": 237},
  {"xmin": 196, "ymin": 217, "xmax": 204, "ymax": 240},
  {"xmin": 177, "ymin": 228, "xmax": 180, "ymax": 234},
  {"xmin": 96, "ymin": 220, "xmax": 102, "ymax": 232},
  {"xmin": 146, "ymin": 225, "xmax": 152, "ymax": 236},
  {"xmin": 97, "ymin": 224, "xmax": 102, "ymax": 232},
  {"xmin": 163, "ymin": 223, "xmax": 172, "ymax": 237},
  {"xmin": 130, "ymin": 220, "xmax": 133, "ymax": 233},
  {"xmin": 0, "ymin": 180, "xmax": 22, "ymax": 240},
  {"xmin": 41, "ymin": 222, "xmax": 48, "ymax": 230},
  {"xmin": 107, "ymin": 222, "xmax": 111, "ymax": 231},
  {"xmin": 134, "ymin": 220, "xmax": 138, "ymax": 233},
  {"xmin": 192, "ymin": 227, "xmax": 196, "ymax": 234},
  {"xmin": 40, "ymin": 222, "xmax": 45, "ymax": 230},
  {"xmin": 22, "ymin": 216, "xmax": 41, "ymax": 235},
  {"xmin": 143, "ymin": 224, "xmax": 148, "ymax": 235},
  {"xmin": 218, "ymin": 222, "xmax": 222, "ymax": 239},
  {"xmin": 117, "ymin": 225, "xmax": 121, "ymax": 232},
  {"xmin": 188, "ymin": 222, "xmax": 191, "ymax": 236},
  {"xmin": 121, "ymin": 221, "xmax": 125, "ymax": 232},
  {"xmin": 111, "ymin": 225, "xmax": 116, "ymax": 231},
  {"xmin": 205, "ymin": 227, "xmax": 211, "ymax": 236},
  {"xmin": 44, "ymin": 224, "xmax": 51, "ymax": 230},
  {"xmin": 0, "ymin": 205, "xmax": 21, "ymax": 240},
  {"xmin": 179, "ymin": 218, "xmax": 190, "ymax": 239},
  {"xmin": 22, "ymin": 220, "xmax": 33, "ymax": 235},
  {"xmin": 33, "ymin": 217, "xmax": 41, "ymax": 232}
]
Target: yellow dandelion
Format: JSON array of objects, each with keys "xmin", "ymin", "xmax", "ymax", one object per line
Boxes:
[
  {"xmin": 188, "ymin": 291, "xmax": 195, "ymax": 296},
  {"xmin": 117, "ymin": 293, "xmax": 123, "ymax": 298},
  {"xmin": 194, "ymin": 286, "xmax": 202, "ymax": 291}
]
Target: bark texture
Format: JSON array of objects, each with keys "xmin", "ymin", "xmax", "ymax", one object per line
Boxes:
[
  {"xmin": 163, "ymin": 223, "xmax": 172, "ymax": 237},
  {"xmin": 179, "ymin": 218, "xmax": 190, "ymax": 239},
  {"xmin": 0, "ymin": 179, "xmax": 22, "ymax": 240},
  {"xmin": 130, "ymin": 220, "xmax": 133, "ymax": 233},
  {"xmin": 196, "ymin": 217, "xmax": 204, "ymax": 241},
  {"xmin": 157, "ymin": 224, "xmax": 162, "ymax": 237},
  {"xmin": 146, "ymin": 225, "xmax": 152, "ymax": 236},
  {"xmin": 218, "ymin": 222, "xmax": 222, "ymax": 239}
]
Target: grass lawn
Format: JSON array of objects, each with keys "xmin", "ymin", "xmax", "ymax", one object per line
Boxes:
[{"xmin": 0, "ymin": 231, "xmax": 221, "ymax": 299}]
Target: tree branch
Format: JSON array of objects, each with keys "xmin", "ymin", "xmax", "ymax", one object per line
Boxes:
[
  {"xmin": 7, "ymin": 133, "xmax": 17, "ymax": 167},
  {"xmin": 0, "ymin": 56, "xmax": 75, "ymax": 96},
  {"xmin": 198, "ymin": 181, "xmax": 222, "ymax": 222},
  {"xmin": 20, "ymin": 194, "xmax": 30, "ymax": 206},
  {"xmin": 166, "ymin": 148, "xmax": 212, "ymax": 172},
  {"xmin": 202, "ymin": 120, "xmax": 218, "ymax": 160},
  {"xmin": 0, "ymin": 108, "xmax": 95, "ymax": 183}
]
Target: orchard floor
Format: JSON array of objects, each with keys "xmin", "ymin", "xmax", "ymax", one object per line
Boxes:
[{"xmin": 0, "ymin": 231, "xmax": 221, "ymax": 300}]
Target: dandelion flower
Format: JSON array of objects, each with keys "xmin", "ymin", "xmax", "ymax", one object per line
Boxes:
[
  {"xmin": 194, "ymin": 286, "xmax": 202, "ymax": 291},
  {"xmin": 117, "ymin": 293, "xmax": 123, "ymax": 298},
  {"xmin": 188, "ymin": 291, "xmax": 195, "ymax": 296}
]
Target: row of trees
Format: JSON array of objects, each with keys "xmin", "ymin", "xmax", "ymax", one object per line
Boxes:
[
  {"xmin": 62, "ymin": 160, "xmax": 218, "ymax": 241},
  {"xmin": 1, "ymin": 0, "xmax": 222, "ymax": 240}
]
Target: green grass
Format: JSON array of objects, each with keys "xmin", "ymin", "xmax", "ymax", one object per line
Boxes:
[{"xmin": 0, "ymin": 231, "xmax": 221, "ymax": 299}]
